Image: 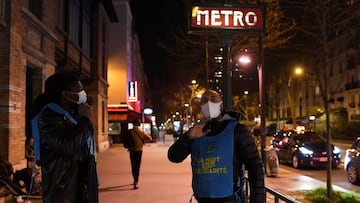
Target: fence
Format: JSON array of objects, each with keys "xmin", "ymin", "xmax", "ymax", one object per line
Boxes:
[{"xmin": 265, "ymin": 186, "xmax": 302, "ymax": 203}]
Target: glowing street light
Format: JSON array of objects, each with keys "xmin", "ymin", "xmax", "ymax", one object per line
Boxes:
[
  {"xmin": 143, "ymin": 107, "xmax": 153, "ymax": 115},
  {"xmin": 239, "ymin": 55, "xmax": 251, "ymax": 64},
  {"xmin": 294, "ymin": 66, "xmax": 303, "ymax": 75}
]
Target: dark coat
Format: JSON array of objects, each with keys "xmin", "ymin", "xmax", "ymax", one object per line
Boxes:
[
  {"xmin": 38, "ymin": 108, "xmax": 98, "ymax": 203},
  {"xmin": 168, "ymin": 111, "xmax": 265, "ymax": 203}
]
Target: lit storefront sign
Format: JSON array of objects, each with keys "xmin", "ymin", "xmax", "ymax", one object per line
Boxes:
[
  {"xmin": 128, "ymin": 81, "xmax": 138, "ymax": 102},
  {"xmin": 190, "ymin": 5, "xmax": 265, "ymax": 32}
]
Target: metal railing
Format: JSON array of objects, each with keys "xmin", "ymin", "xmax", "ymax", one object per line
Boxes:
[
  {"xmin": 266, "ymin": 186, "xmax": 302, "ymax": 203},
  {"xmin": 244, "ymin": 177, "xmax": 302, "ymax": 203}
]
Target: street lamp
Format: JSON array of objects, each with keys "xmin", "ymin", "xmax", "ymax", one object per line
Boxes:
[
  {"xmin": 288, "ymin": 66, "xmax": 303, "ymax": 87},
  {"xmin": 294, "ymin": 66, "xmax": 303, "ymax": 75},
  {"xmin": 239, "ymin": 55, "xmax": 251, "ymax": 64},
  {"xmin": 143, "ymin": 107, "xmax": 153, "ymax": 115},
  {"xmin": 142, "ymin": 107, "xmax": 153, "ymax": 136},
  {"xmin": 287, "ymin": 66, "xmax": 304, "ymax": 128},
  {"xmin": 238, "ymin": 49, "xmax": 266, "ymax": 168},
  {"xmin": 243, "ymin": 91, "xmax": 249, "ymax": 121}
]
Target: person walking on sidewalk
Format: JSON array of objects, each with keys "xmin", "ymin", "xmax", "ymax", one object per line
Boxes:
[
  {"xmin": 31, "ymin": 72, "xmax": 98, "ymax": 203},
  {"xmin": 128, "ymin": 119, "xmax": 152, "ymax": 189},
  {"xmin": 168, "ymin": 90, "xmax": 265, "ymax": 203}
]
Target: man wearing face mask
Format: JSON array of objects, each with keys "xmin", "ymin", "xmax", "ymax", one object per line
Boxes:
[
  {"xmin": 31, "ymin": 72, "xmax": 98, "ymax": 203},
  {"xmin": 168, "ymin": 90, "xmax": 265, "ymax": 203}
]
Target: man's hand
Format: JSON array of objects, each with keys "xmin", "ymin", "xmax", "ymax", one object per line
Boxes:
[
  {"xmin": 188, "ymin": 124, "xmax": 211, "ymax": 140},
  {"xmin": 78, "ymin": 103, "xmax": 94, "ymax": 122}
]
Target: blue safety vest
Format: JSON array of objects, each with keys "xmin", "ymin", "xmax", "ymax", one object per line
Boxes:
[
  {"xmin": 31, "ymin": 103, "xmax": 78, "ymax": 165},
  {"xmin": 191, "ymin": 120, "xmax": 238, "ymax": 198}
]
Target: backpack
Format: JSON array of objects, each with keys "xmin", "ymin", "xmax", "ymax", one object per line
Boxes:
[{"xmin": 122, "ymin": 129, "xmax": 135, "ymax": 149}]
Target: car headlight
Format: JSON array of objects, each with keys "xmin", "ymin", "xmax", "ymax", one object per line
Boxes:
[
  {"xmin": 299, "ymin": 146, "xmax": 313, "ymax": 155},
  {"xmin": 333, "ymin": 146, "xmax": 341, "ymax": 154}
]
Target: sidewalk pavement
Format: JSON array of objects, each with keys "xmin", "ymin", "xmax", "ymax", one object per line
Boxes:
[
  {"xmin": 6, "ymin": 137, "xmax": 353, "ymax": 203},
  {"xmin": 97, "ymin": 140, "xmax": 355, "ymax": 203}
]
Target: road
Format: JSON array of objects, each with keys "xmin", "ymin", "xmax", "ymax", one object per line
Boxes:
[
  {"xmin": 275, "ymin": 140, "xmax": 360, "ymax": 194},
  {"xmin": 280, "ymin": 164, "xmax": 360, "ymax": 194}
]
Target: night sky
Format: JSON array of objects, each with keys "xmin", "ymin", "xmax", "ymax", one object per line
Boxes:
[
  {"xmin": 130, "ymin": 0, "xmax": 192, "ymax": 121},
  {"xmin": 129, "ymin": 1, "xmax": 270, "ymax": 122}
]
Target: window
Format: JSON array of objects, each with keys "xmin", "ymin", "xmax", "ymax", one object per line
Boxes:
[
  {"xmin": 0, "ymin": 0, "xmax": 6, "ymax": 27},
  {"xmin": 82, "ymin": 0, "xmax": 92, "ymax": 56},
  {"xmin": 339, "ymin": 62, "xmax": 343, "ymax": 73},
  {"xmin": 315, "ymin": 85, "xmax": 320, "ymax": 96},
  {"xmin": 57, "ymin": 0, "xmax": 65, "ymax": 30},
  {"xmin": 69, "ymin": 0, "xmax": 80, "ymax": 45},
  {"xmin": 286, "ymin": 108, "xmax": 290, "ymax": 118},
  {"xmin": 29, "ymin": 0, "xmax": 42, "ymax": 19},
  {"xmin": 101, "ymin": 21, "xmax": 107, "ymax": 78},
  {"xmin": 102, "ymin": 101, "xmax": 105, "ymax": 133},
  {"xmin": 299, "ymin": 97, "xmax": 303, "ymax": 116},
  {"xmin": 282, "ymin": 108, "xmax": 286, "ymax": 118},
  {"xmin": 329, "ymin": 63, "xmax": 333, "ymax": 76}
]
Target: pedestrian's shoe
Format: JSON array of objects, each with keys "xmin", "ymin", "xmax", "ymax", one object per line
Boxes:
[{"xmin": 133, "ymin": 181, "xmax": 139, "ymax": 190}]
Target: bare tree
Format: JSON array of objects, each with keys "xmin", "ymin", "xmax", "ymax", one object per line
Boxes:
[
  {"xmin": 267, "ymin": 68, "xmax": 287, "ymax": 130},
  {"xmin": 285, "ymin": 0, "xmax": 360, "ymax": 198},
  {"xmin": 156, "ymin": 0, "xmax": 296, "ymax": 121},
  {"xmin": 233, "ymin": 92, "xmax": 259, "ymax": 125}
]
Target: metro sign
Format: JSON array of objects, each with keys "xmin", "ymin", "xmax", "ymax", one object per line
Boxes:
[{"xmin": 190, "ymin": 5, "xmax": 265, "ymax": 32}]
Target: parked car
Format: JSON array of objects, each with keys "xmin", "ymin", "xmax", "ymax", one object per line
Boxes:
[
  {"xmin": 344, "ymin": 137, "xmax": 360, "ymax": 185},
  {"xmin": 270, "ymin": 130, "xmax": 341, "ymax": 169}
]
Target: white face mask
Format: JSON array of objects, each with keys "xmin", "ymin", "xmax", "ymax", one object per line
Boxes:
[
  {"xmin": 201, "ymin": 101, "xmax": 222, "ymax": 119},
  {"xmin": 67, "ymin": 90, "xmax": 87, "ymax": 104}
]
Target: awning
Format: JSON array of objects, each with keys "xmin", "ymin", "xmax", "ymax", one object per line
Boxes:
[{"xmin": 107, "ymin": 104, "xmax": 150, "ymax": 122}]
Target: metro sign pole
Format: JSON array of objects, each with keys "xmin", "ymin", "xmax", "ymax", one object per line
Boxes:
[
  {"xmin": 188, "ymin": 2, "xmax": 267, "ymax": 167},
  {"xmin": 190, "ymin": 4, "xmax": 265, "ymax": 111}
]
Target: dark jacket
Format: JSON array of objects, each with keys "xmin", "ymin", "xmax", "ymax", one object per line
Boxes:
[
  {"xmin": 38, "ymin": 108, "xmax": 98, "ymax": 203},
  {"xmin": 168, "ymin": 111, "xmax": 265, "ymax": 203}
]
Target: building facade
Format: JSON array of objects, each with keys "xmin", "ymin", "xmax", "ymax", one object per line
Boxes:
[
  {"xmin": 0, "ymin": 0, "xmax": 118, "ymax": 169},
  {"xmin": 267, "ymin": 28, "xmax": 360, "ymax": 131},
  {"xmin": 107, "ymin": 0, "xmax": 151, "ymax": 143}
]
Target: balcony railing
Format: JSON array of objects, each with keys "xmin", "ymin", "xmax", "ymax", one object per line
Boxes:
[{"xmin": 345, "ymin": 81, "xmax": 360, "ymax": 90}]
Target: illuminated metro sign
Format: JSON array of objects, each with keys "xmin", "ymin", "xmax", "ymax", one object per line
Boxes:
[
  {"xmin": 128, "ymin": 81, "xmax": 138, "ymax": 102},
  {"xmin": 190, "ymin": 5, "xmax": 266, "ymax": 33}
]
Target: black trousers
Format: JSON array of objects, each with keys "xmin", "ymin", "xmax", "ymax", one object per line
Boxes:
[{"xmin": 129, "ymin": 150, "xmax": 143, "ymax": 183}]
